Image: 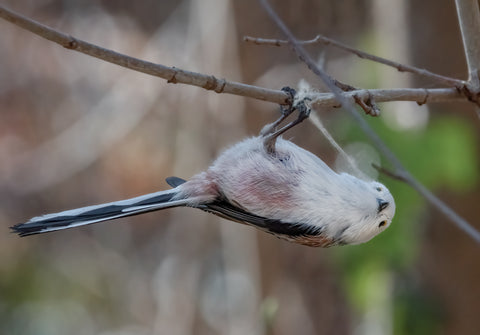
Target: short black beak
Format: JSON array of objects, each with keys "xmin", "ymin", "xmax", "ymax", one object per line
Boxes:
[{"xmin": 377, "ymin": 199, "xmax": 389, "ymax": 212}]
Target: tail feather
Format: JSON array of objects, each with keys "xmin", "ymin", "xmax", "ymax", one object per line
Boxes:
[{"xmin": 11, "ymin": 189, "xmax": 188, "ymax": 237}]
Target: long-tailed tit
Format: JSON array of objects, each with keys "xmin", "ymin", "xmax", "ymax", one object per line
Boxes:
[{"xmin": 11, "ymin": 98, "xmax": 395, "ymax": 247}]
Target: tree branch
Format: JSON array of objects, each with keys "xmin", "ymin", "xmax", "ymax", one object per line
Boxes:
[
  {"xmin": 244, "ymin": 35, "xmax": 466, "ymax": 88},
  {"xmin": 373, "ymin": 165, "xmax": 480, "ymax": 244},
  {"xmin": 308, "ymin": 87, "xmax": 463, "ymax": 107},
  {"xmin": 455, "ymin": 0, "xmax": 480, "ymax": 88},
  {"xmin": 0, "ymin": 4, "xmax": 473, "ymax": 110},
  {"xmin": 259, "ymin": 0, "xmax": 480, "ymax": 245},
  {"xmin": 0, "ymin": 4, "xmax": 289, "ymax": 105}
]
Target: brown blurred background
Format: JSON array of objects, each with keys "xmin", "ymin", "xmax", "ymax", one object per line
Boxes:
[{"xmin": 0, "ymin": 0, "xmax": 479, "ymax": 334}]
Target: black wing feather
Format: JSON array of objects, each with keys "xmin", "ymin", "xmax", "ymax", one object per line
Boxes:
[
  {"xmin": 165, "ymin": 176, "xmax": 187, "ymax": 188},
  {"xmin": 199, "ymin": 201, "xmax": 323, "ymax": 237}
]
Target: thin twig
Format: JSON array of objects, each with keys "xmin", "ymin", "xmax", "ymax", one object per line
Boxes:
[
  {"xmin": 0, "ymin": 4, "xmax": 472, "ymax": 109},
  {"xmin": 0, "ymin": 4, "xmax": 289, "ymax": 105},
  {"xmin": 259, "ymin": 0, "xmax": 480, "ymax": 244},
  {"xmin": 372, "ymin": 164, "xmax": 408, "ymax": 182},
  {"xmin": 353, "ymin": 93, "xmax": 380, "ymax": 116},
  {"xmin": 244, "ymin": 35, "xmax": 467, "ymax": 88},
  {"xmin": 454, "ymin": 0, "xmax": 480, "ymax": 108},
  {"xmin": 455, "ymin": 0, "xmax": 480, "ymax": 88},
  {"xmin": 372, "ymin": 163, "xmax": 480, "ymax": 242},
  {"xmin": 309, "ymin": 87, "xmax": 463, "ymax": 107}
]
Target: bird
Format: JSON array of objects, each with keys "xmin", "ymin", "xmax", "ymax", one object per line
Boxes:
[{"xmin": 11, "ymin": 100, "xmax": 395, "ymax": 247}]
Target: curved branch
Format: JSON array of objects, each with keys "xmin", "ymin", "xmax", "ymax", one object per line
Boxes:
[
  {"xmin": 0, "ymin": 4, "xmax": 289, "ymax": 105},
  {"xmin": 0, "ymin": 4, "xmax": 472, "ymax": 110},
  {"xmin": 244, "ymin": 35, "xmax": 466, "ymax": 88}
]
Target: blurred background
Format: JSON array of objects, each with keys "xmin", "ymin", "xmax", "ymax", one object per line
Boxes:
[{"xmin": 0, "ymin": 0, "xmax": 479, "ymax": 334}]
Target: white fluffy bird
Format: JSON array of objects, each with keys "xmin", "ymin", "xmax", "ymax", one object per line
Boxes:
[{"xmin": 11, "ymin": 102, "xmax": 395, "ymax": 247}]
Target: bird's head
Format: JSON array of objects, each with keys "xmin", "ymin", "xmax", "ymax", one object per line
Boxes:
[{"xmin": 340, "ymin": 179, "xmax": 396, "ymax": 245}]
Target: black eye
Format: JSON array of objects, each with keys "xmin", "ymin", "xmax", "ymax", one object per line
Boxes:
[
  {"xmin": 376, "ymin": 187, "xmax": 382, "ymax": 192},
  {"xmin": 378, "ymin": 220, "xmax": 387, "ymax": 228}
]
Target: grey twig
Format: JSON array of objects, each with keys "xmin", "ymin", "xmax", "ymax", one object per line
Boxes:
[
  {"xmin": 0, "ymin": 4, "xmax": 289, "ymax": 105},
  {"xmin": 371, "ymin": 164, "xmax": 407, "ymax": 182},
  {"xmin": 455, "ymin": 0, "xmax": 480, "ymax": 108},
  {"xmin": 244, "ymin": 35, "xmax": 467, "ymax": 88},
  {"xmin": 0, "ymin": 4, "xmax": 472, "ymax": 108},
  {"xmin": 455, "ymin": 0, "xmax": 480, "ymax": 88},
  {"xmin": 259, "ymin": 0, "xmax": 480, "ymax": 244},
  {"xmin": 309, "ymin": 87, "xmax": 463, "ymax": 107}
]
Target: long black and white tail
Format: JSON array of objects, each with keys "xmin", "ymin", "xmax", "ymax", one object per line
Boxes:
[{"xmin": 11, "ymin": 188, "xmax": 190, "ymax": 237}]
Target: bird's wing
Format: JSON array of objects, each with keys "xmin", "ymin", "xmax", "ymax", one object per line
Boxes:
[{"xmin": 199, "ymin": 200, "xmax": 323, "ymax": 237}]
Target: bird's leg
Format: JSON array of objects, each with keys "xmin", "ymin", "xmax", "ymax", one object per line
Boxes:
[
  {"xmin": 260, "ymin": 87, "xmax": 297, "ymax": 137},
  {"xmin": 267, "ymin": 100, "xmax": 311, "ymax": 141},
  {"xmin": 259, "ymin": 110, "xmax": 290, "ymax": 138},
  {"xmin": 263, "ymin": 97, "xmax": 311, "ymax": 155}
]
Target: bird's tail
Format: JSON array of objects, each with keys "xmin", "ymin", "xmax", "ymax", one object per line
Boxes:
[{"xmin": 11, "ymin": 188, "xmax": 189, "ymax": 237}]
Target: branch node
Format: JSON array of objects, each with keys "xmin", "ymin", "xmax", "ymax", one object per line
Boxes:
[
  {"xmin": 397, "ymin": 64, "xmax": 407, "ymax": 73},
  {"xmin": 202, "ymin": 75, "xmax": 220, "ymax": 91},
  {"xmin": 64, "ymin": 36, "xmax": 79, "ymax": 50},
  {"xmin": 353, "ymin": 92, "xmax": 380, "ymax": 116},
  {"xmin": 334, "ymin": 79, "xmax": 356, "ymax": 92},
  {"xmin": 458, "ymin": 83, "xmax": 480, "ymax": 107},
  {"xmin": 167, "ymin": 67, "xmax": 178, "ymax": 84},
  {"xmin": 416, "ymin": 89, "xmax": 429, "ymax": 106},
  {"xmin": 316, "ymin": 35, "xmax": 329, "ymax": 46},
  {"xmin": 214, "ymin": 78, "xmax": 227, "ymax": 93}
]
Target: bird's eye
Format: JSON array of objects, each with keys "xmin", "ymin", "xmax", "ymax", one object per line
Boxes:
[
  {"xmin": 376, "ymin": 187, "xmax": 382, "ymax": 192},
  {"xmin": 378, "ymin": 220, "xmax": 387, "ymax": 228}
]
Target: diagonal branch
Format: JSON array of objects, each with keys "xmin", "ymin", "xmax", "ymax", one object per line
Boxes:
[
  {"xmin": 455, "ymin": 0, "xmax": 480, "ymax": 88},
  {"xmin": 259, "ymin": 0, "xmax": 480, "ymax": 245},
  {"xmin": 373, "ymin": 164, "xmax": 480, "ymax": 244},
  {"xmin": 455, "ymin": 0, "xmax": 480, "ymax": 112},
  {"xmin": 0, "ymin": 4, "xmax": 289, "ymax": 105},
  {"xmin": 244, "ymin": 35, "xmax": 466, "ymax": 88}
]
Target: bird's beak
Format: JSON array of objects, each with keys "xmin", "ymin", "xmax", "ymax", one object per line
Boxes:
[{"xmin": 377, "ymin": 198, "xmax": 389, "ymax": 213}]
